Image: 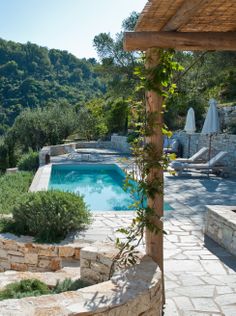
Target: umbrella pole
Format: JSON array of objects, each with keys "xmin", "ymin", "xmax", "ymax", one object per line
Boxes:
[
  {"xmin": 208, "ymin": 134, "xmax": 213, "ymax": 177},
  {"xmin": 188, "ymin": 134, "xmax": 191, "ymax": 158}
]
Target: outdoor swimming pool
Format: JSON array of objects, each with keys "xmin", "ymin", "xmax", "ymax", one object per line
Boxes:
[{"xmin": 48, "ymin": 164, "xmax": 173, "ymax": 211}]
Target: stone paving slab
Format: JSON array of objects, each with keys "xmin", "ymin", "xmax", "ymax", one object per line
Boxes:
[
  {"xmin": 8, "ymin": 165, "xmax": 236, "ymax": 314},
  {"xmin": 75, "ymin": 174, "xmax": 236, "ymax": 316}
]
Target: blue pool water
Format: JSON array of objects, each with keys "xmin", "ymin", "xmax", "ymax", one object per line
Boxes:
[{"xmin": 48, "ymin": 164, "xmax": 173, "ymax": 212}]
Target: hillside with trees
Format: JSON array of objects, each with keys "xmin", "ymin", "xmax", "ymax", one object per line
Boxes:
[
  {"xmin": 0, "ymin": 12, "xmax": 235, "ymax": 171},
  {"xmin": 0, "ymin": 38, "xmax": 106, "ymax": 134}
]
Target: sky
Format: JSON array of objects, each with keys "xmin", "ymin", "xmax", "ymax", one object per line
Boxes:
[{"xmin": 0, "ymin": 0, "xmax": 147, "ymax": 59}]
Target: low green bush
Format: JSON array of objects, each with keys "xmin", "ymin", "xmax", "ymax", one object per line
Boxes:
[
  {"xmin": 17, "ymin": 151, "xmax": 39, "ymax": 171},
  {"xmin": 0, "ymin": 172, "xmax": 33, "ymax": 214},
  {"xmin": 0, "ymin": 278, "xmax": 89, "ymax": 301},
  {"xmin": 0, "ymin": 279, "xmax": 50, "ymax": 300},
  {"xmin": 53, "ymin": 278, "xmax": 89, "ymax": 294},
  {"xmin": 10, "ymin": 190, "xmax": 91, "ymax": 243}
]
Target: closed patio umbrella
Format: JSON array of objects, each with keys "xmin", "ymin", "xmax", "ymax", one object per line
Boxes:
[
  {"xmin": 201, "ymin": 98, "xmax": 220, "ymax": 161},
  {"xmin": 184, "ymin": 107, "xmax": 196, "ymax": 157}
]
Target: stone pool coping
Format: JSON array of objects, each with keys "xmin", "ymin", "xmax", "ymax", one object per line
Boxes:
[
  {"xmin": 29, "ymin": 162, "xmax": 174, "ymax": 212},
  {"xmin": 29, "ymin": 160, "xmax": 131, "ymax": 193},
  {"xmin": 29, "ymin": 163, "xmax": 52, "ymax": 192}
]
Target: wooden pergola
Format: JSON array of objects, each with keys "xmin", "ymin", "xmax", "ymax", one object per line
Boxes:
[{"xmin": 123, "ymin": 0, "xmax": 236, "ymax": 292}]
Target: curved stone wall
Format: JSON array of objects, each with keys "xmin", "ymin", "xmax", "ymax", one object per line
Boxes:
[{"xmin": 0, "ymin": 253, "xmax": 162, "ymax": 316}]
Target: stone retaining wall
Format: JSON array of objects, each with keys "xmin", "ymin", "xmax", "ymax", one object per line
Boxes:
[
  {"xmin": 110, "ymin": 135, "xmax": 131, "ymax": 153},
  {"xmin": 50, "ymin": 143, "xmax": 76, "ymax": 156},
  {"xmin": 0, "ymin": 234, "xmax": 90, "ymax": 272},
  {"xmin": 0, "ymin": 243, "xmax": 162, "ymax": 315},
  {"xmin": 205, "ymin": 205, "xmax": 236, "ymax": 256},
  {"xmin": 175, "ymin": 132, "xmax": 236, "ymax": 174},
  {"xmin": 39, "ymin": 136, "xmax": 131, "ymax": 165},
  {"xmin": 74, "ymin": 136, "xmax": 130, "ymax": 153},
  {"xmin": 80, "ymin": 243, "xmax": 117, "ymax": 284}
]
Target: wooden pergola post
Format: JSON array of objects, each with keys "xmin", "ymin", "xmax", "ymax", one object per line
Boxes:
[
  {"xmin": 124, "ymin": 0, "xmax": 236, "ymax": 312},
  {"xmin": 145, "ymin": 48, "xmax": 164, "ymax": 273}
]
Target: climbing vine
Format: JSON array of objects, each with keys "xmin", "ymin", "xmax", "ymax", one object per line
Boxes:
[{"xmin": 109, "ymin": 49, "xmax": 183, "ymax": 275}]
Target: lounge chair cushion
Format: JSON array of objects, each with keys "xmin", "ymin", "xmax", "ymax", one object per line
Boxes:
[
  {"xmin": 171, "ymin": 161, "xmax": 185, "ymax": 171},
  {"xmin": 164, "ymin": 138, "xmax": 181, "ymax": 156}
]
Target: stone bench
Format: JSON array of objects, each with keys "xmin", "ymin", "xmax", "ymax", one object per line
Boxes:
[{"xmin": 205, "ymin": 205, "xmax": 236, "ymax": 256}]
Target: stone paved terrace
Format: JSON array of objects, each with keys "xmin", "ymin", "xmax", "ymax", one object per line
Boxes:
[{"xmin": 76, "ymin": 173, "xmax": 236, "ymax": 316}]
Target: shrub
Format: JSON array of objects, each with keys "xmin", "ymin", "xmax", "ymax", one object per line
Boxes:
[
  {"xmin": 17, "ymin": 151, "xmax": 39, "ymax": 171},
  {"xmin": 0, "ymin": 279, "xmax": 50, "ymax": 300},
  {"xmin": 0, "ymin": 172, "xmax": 33, "ymax": 215},
  {"xmin": 0, "ymin": 278, "xmax": 89, "ymax": 301},
  {"xmin": 10, "ymin": 190, "xmax": 91, "ymax": 243},
  {"xmin": 53, "ymin": 278, "xmax": 89, "ymax": 294}
]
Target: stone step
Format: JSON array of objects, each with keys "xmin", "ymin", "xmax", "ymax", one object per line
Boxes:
[{"xmin": 0, "ymin": 266, "xmax": 80, "ymax": 289}]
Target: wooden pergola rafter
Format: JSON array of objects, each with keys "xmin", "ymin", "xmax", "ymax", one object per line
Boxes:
[
  {"xmin": 124, "ymin": 0, "xmax": 236, "ymax": 51},
  {"xmin": 123, "ymin": 0, "xmax": 236, "ymax": 305}
]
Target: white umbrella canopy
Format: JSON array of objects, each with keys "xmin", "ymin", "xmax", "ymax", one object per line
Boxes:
[
  {"xmin": 184, "ymin": 107, "xmax": 196, "ymax": 157},
  {"xmin": 201, "ymin": 99, "xmax": 220, "ymax": 135},
  {"xmin": 184, "ymin": 107, "xmax": 196, "ymax": 134},
  {"xmin": 201, "ymin": 98, "xmax": 220, "ymax": 162}
]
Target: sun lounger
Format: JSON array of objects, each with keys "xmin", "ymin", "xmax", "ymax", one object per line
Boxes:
[
  {"xmin": 170, "ymin": 151, "xmax": 229, "ymax": 177},
  {"xmin": 65, "ymin": 146, "xmax": 103, "ymax": 162},
  {"xmin": 175, "ymin": 147, "xmax": 208, "ymax": 163},
  {"xmin": 64, "ymin": 146, "xmax": 81, "ymax": 160}
]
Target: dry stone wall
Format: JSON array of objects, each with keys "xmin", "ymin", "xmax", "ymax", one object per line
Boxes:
[
  {"xmin": 0, "ymin": 234, "xmax": 90, "ymax": 272},
  {"xmin": 80, "ymin": 243, "xmax": 117, "ymax": 284},
  {"xmin": 39, "ymin": 136, "xmax": 131, "ymax": 165},
  {"xmin": 0, "ymin": 243, "xmax": 162, "ymax": 316}
]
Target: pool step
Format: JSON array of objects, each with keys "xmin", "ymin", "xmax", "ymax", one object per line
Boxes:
[{"xmin": 0, "ymin": 266, "xmax": 81, "ymax": 290}]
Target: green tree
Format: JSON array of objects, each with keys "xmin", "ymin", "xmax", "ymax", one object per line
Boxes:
[
  {"xmin": 7, "ymin": 103, "xmax": 78, "ymax": 151},
  {"xmin": 93, "ymin": 12, "xmax": 141, "ymax": 135},
  {"xmin": 165, "ymin": 51, "xmax": 236, "ymax": 130},
  {"xmin": 93, "ymin": 11, "xmax": 141, "ymax": 99},
  {"xmin": 76, "ymin": 104, "xmax": 107, "ymax": 141},
  {"xmin": 0, "ymin": 38, "xmax": 106, "ymax": 133}
]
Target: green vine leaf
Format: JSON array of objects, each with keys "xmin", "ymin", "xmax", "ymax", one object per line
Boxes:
[{"xmin": 109, "ymin": 49, "xmax": 183, "ymax": 278}]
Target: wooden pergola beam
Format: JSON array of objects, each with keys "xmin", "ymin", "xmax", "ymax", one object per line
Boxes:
[
  {"xmin": 124, "ymin": 31, "xmax": 236, "ymax": 51},
  {"xmin": 162, "ymin": 0, "xmax": 210, "ymax": 31}
]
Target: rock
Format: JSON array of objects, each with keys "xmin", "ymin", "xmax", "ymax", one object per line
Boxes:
[
  {"xmin": 10, "ymin": 262, "xmax": 28, "ymax": 271},
  {"xmin": 50, "ymin": 258, "xmax": 61, "ymax": 271},
  {"xmin": 58, "ymin": 246, "xmax": 75, "ymax": 258},
  {"xmin": 74, "ymin": 248, "xmax": 80, "ymax": 259},
  {"xmin": 38, "ymin": 259, "xmax": 51, "ymax": 269},
  {"xmin": 0, "ymin": 249, "xmax": 8, "ymax": 259},
  {"xmin": 25, "ymin": 253, "xmax": 38, "ymax": 265}
]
